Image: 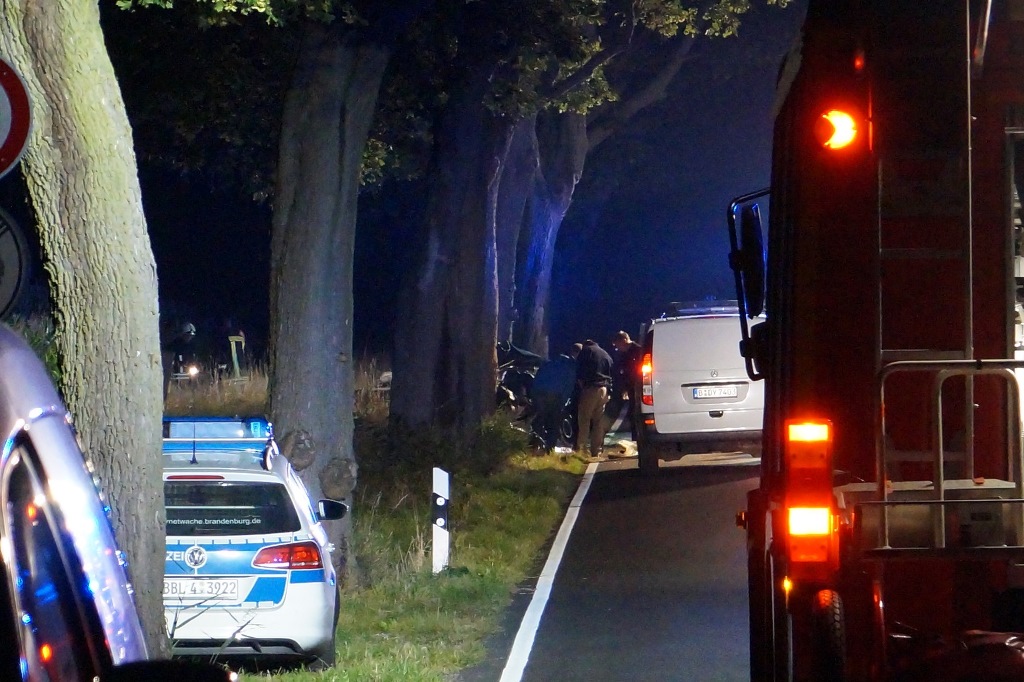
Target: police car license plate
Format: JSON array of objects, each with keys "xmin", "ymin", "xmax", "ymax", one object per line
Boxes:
[
  {"xmin": 163, "ymin": 578, "xmax": 239, "ymax": 600},
  {"xmin": 693, "ymin": 385, "xmax": 738, "ymax": 399}
]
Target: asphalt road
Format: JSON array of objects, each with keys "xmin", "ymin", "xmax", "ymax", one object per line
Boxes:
[{"xmin": 460, "ymin": 454, "xmax": 759, "ymax": 682}]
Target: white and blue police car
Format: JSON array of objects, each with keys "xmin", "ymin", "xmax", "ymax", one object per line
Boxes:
[{"xmin": 162, "ymin": 417, "xmax": 346, "ymax": 669}]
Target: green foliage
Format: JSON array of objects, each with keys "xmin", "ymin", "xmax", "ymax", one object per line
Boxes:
[
  {"xmin": 117, "ymin": 0, "xmax": 363, "ymax": 27},
  {"xmin": 355, "ymin": 413, "xmax": 531, "ymax": 492},
  {"xmin": 367, "ymin": 0, "xmax": 792, "ymax": 186},
  {"xmin": 259, "ymin": 441, "xmax": 582, "ymax": 681}
]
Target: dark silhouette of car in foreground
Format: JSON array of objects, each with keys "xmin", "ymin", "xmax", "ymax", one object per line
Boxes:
[{"xmin": 0, "ymin": 324, "xmax": 232, "ymax": 681}]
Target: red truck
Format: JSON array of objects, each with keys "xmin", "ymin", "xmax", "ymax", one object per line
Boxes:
[{"xmin": 729, "ymin": 1, "xmax": 1024, "ymax": 680}]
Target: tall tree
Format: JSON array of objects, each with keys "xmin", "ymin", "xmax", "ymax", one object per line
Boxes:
[
  {"xmin": 0, "ymin": 0, "xmax": 167, "ymax": 654},
  {"xmin": 512, "ymin": 32, "xmax": 699, "ymax": 356},
  {"xmin": 268, "ymin": 16, "xmax": 392, "ymax": 578},
  {"xmin": 389, "ymin": 0, "xmax": 752, "ymax": 433},
  {"xmin": 115, "ymin": 0, "xmax": 430, "ymax": 581}
]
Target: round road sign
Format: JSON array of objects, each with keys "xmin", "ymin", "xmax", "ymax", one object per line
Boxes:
[
  {"xmin": 0, "ymin": 207, "xmax": 28, "ymax": 318},
  {"xmin": 0, "ymin": 58, "xmax": 30, "ymax": 180}
]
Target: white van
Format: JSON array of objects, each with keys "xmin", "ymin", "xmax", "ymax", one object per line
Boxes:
[{"xmin": 636, "ymin": 303, "xmax": 764, "ymax": 474}]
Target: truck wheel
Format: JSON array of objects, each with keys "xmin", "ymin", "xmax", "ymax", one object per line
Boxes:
[
  {"xmin": 811, "ymin": 589, "xmax": 846, "ymax": 682},
  {"xmin": 748, "ymin": 549, "xmax": 771, "ymax": 681}
]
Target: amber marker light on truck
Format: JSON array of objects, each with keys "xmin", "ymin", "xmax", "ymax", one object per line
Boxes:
[{"xmin": 815, "ymin": 109, "xmax": 858, "ymax": 150}]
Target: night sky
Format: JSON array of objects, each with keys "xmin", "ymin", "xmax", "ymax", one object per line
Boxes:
[
  {"xmin": 1, "ymin": 1, "xmax": 806, "ymax": 367},
  {"xmin": 548, "ymin": 2, "xmax": 805, "ymax": 355}
]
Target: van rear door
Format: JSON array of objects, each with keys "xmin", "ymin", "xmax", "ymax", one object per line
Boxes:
[{"xmin": 651, "ymin": 316, "xmax": 764, "ymax": 436}]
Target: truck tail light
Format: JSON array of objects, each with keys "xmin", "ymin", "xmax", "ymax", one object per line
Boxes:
[
  {"xmin": 252, "ymin": 541, "xmax": 323, "ymax": 570},
  {"xmin": 816, "ymin": 109, "xmax": 858, "ymax": 149},
  {"xmin": 785, "ymin": 419, "xmax": 836, "ymax": 565},
  {"xmin": 789, "ymin": 507, "xmax": 831, "ymax": 536},
  {"xmin": 641, "ymin": 353, "xmax": 653, "ymax": 406}
]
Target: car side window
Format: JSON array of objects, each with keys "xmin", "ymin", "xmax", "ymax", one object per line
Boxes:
[{"xmin": 7, "ymin": 446, "xmax": 99, "ymax": 681}]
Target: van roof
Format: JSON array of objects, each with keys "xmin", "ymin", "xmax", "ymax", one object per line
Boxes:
[{"xmin": 659, "ymin": 300, "xmax": 740, "ymax": 318}]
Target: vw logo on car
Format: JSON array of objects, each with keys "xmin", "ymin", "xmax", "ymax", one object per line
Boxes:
[{"xmin": 184, "ymin": 545, "xmax": 207, "ymax": 570}]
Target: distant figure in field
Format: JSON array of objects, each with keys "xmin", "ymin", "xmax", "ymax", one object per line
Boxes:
[{"xmin": 161, "ymin": 321, "xmax": 196, "ymax": 399}]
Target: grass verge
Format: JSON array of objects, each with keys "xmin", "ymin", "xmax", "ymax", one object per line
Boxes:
[
  {"xmin": 242, "ymin": 439, "xmax": 584, "ymax": 682},
  {"xmin": 163, "ymin": 361, "xmax": 584, "ymax": 681}
]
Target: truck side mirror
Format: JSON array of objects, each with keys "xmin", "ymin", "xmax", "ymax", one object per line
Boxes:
[{"xmin": 739, "ymin": 204, "xmax": 767, "ymax": 317}]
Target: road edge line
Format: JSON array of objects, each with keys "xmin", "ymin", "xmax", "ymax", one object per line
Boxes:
[{"xmin": 498, "ymin": 461, "xmax": 599, "ymax": 682}]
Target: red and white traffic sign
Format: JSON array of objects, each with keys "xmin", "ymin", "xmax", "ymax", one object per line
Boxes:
[{"xmin": 0, "ymin": 58, "xmax": 30, "ymax": 180}]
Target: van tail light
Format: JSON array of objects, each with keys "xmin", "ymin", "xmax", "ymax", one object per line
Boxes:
[
  {"xmin": 641, "ymin": 353, "xmax": 653, "ymax": 405},
  {"xmin": 784, "ymin": 419, "xmax": 836, "ymax": 567},
  {"xmin": 252, "ymin": 541, "xmax": 323, "ymax": 569}
]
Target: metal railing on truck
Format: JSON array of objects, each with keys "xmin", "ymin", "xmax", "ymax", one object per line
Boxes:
[{"xmin": 838, "ymin": 359, "xmax": 1024, "ymax": 560}]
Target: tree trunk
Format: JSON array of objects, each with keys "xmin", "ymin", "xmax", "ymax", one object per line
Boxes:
[
  {"xmin": 0, "ymin": 0, "xmax": 167, "ymax": 655},
  {"xmin": 391, "ymin": 71, "xmax": 512, "ymax": 433},
  {"xmin": 270, "ymin": 21, "xmax": 389, "ymax": 580},
  {"xmin": 514, "ymin": 111, "xmax": 588, "ymax": 357},
  {"xmin": 495, "ymin": 116, "xmax": 539, "ymax": 344}
]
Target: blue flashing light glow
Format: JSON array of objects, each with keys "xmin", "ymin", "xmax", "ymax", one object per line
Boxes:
[
  {"xmin": 20, "ymin": 613, "xmax": 30, "ymax": 624},
  {"xmin": 34, "ymin": 581, "xmax": 59, "ymax": 605}
]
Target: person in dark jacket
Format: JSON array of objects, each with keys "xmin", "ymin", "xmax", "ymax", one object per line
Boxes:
[
  {"xmin": 575, "ymin": 339, "xmax": 613, "ymax": 459},
  {"xmin": 530, "ymin": 343, "xmax": 581, "ymax": 451},
  {"xmin": 612, "ymin": 330, "xmax": 644, "ymax": 440}
]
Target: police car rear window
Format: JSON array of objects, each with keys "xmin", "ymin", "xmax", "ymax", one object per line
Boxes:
[{"xmin": 165, "ymin": 481, "xmax": 301, "ymax": 536}]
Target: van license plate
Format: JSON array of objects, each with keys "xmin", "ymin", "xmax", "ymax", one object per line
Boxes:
[
  {"xmin": 163, "ymin": 578, "xmax": 239, "ymax": 600},
  {"xmin": 693, "ymin": 386, "xmax": 738, "ymax": 399}
]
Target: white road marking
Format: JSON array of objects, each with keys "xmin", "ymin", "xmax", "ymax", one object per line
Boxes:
[{"xmin": 498, "ymin": 462, "xmax": 599, "ymax": 682}]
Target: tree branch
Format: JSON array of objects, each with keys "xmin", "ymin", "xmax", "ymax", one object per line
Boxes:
[{"xmin": 586, "ymin": 33, "xmax": 696, "ymax": 151}]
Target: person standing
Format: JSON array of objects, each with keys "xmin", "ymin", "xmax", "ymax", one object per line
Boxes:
[
  {"xmin": 161, "ymin": 321, "xmax": 196, "ymax": 400},
  {"xmin": 575, "ymin": 339, "xmax": 613, "ymax": 460},
  {"xmin": 612, "ymin": 330, "xmax": 643, "ymax": 440}
]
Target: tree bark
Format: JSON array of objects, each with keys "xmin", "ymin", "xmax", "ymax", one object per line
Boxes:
[
  {"xmin": 391, "ymin": 69, "xmax": 512, "ymax": 433},
  {"xmin": 270, "ymin": 21, "xmax": 389, "ymax": 579},
  {"xmin": 495, "ymin": 116, "xmax": 539, "ymax": 345},
  {"xmin": 0, "ymin": 0, "xmax": 167, "ymax": 655},
  {"xmin": 511, "ymin": 36, "xmax": 696, "ymax": 357},
  {"xmin": 513, "ymin": 111, "xmax": 587, "ymax": 357}
]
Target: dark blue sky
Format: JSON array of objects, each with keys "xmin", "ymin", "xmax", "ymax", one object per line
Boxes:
[{"xmin": 548, "ymin": 2, "xmax": 805, "ymax": 355}]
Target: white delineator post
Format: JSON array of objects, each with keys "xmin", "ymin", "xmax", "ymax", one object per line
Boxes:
[{"xmin": 432, "ymin": 467, "xmax": 450, "ymax": 574}]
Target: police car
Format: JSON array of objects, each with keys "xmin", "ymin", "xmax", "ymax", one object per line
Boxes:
[
  {"xmin": 0, "ymin": 325, "xmax": 232, "ymax": 681},
  {"xmin": 162, "ymin": 417, "xmax": 346, "ymax": 669}
]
